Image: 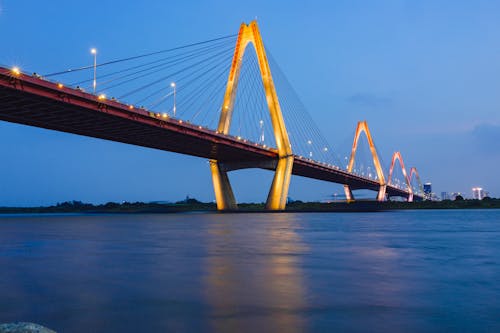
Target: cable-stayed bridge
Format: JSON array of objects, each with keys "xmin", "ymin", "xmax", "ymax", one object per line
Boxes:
[{"xmin": 0, "ymin": 21, "xmax": 424, "ymax": 210}]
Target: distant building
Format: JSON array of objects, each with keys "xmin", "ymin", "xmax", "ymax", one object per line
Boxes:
[
  {"xmin": 423, "ymin": 183, "xmax": 433, "ymax": 200},
  {"xmin": 450, "ymin": 192, "xmax": 462, "ymax": 200},
  {"xmin": 423, "ymin": 183, "xmax": 432, "ymax": 194},
  {"xmin": 472, "ymin": 187, "xmax": 486, "ymax": 200},
  {"xmin": 441, "ymin": 192, "xmax": 450, "ymax": 201}
]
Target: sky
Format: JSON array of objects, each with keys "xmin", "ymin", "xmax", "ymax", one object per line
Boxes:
[{"xmin": 0, "ymin": 0, "xmax": 499, "ymax": 205}]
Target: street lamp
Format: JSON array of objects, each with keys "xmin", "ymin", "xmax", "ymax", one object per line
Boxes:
[
  {"xmin": 259, "ymin": 119, "xmax": 264, "ymax": 143},
  {"xmin": 90, "ymin": 48, "xmax": 97, "ymax": 94},
  {"xmin": 170, "ymin": 82, "xmax": 176, "ymax": 117},
  {"xmin": 307, "ymin": 140, "xmax": 312, "ymax": 158}
]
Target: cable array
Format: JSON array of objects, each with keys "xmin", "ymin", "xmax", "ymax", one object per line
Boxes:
[
  {"xmin": 266, "ymin": 49, "xmax": 343, "ymax": 166},
  {"xmin": 350, "ymin": 134, "xmax": 379, "ymax": 180},
  {"xmin": 389, "ymin": 165, "xmax": 409, "ymax": 191},
  {"xmin": 41, "ymin": 33, "xmax": 409, "ymax": 186},
  {"xmin": 43, "ymin": 35, "xmax": 238, "ymax": 131}
]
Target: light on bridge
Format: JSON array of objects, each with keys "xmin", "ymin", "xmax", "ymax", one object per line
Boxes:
[
  {"xmin": 57, "ymin": 83, "xmax": 64, "ymax": 89},
  {"xmin": 98, "ymin": 94, "xmax": 106, "ymax": 100},
  {"xmin": 11, "ymin": 67, "xmax": 21, "ymax": 75}
]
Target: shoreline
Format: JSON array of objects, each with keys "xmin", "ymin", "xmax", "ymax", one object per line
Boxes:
[{"xmin": 0, "ymin": 198, "xmax": 498, "ymax": 214}]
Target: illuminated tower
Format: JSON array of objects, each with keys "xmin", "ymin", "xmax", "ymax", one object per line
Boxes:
[
  {"xmin": 423, "ymin": 183, "xmax": 432, "ymax": 199},
  {"xmin": 472, "ymin": 187, "xmax": 485, "ymax": 200}
]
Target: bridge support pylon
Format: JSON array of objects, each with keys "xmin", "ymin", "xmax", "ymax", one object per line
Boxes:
[
  {"xmin": 210, "ymin": 20, "xmax": 293, "ymax": 211},
  {"xmin": 409, "ymin": 167, "xmax": 423, "ymax": 202},
  {"xmin": 265, "ymin": 155, "xmax": 294, "ymax": 210},
  {"xmin": 377, "ymin": 185, "xmax": 387, "ymax": 201},
  {"xmin": 210, "ymin": 160, "xmax": 238, "ymax": 210},
  {"xmin": 344, "ymin": 121, "xmax": 387, "ymax": 202},
  {"xmin": 343, "ymin": 185, "xmax": 354, "ymax": 202},
  {"xmin": 387, "ymin": 151, "xmax": 413, "ymax": 202}
]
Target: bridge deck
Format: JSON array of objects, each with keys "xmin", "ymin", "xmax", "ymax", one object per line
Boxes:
[{"xmin": 0, "ymin": 67, "xmax": 415, "ymax": 199}]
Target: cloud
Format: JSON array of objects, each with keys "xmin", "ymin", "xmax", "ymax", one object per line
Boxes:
[
  {"xmin": 470, "ymin": 123, "xmax": 500, "ymax": 154},
  {"xmin": 471, "ymin": 123, "xmax": 500, "ymax": 141},
  {"xmin": 346, "ymin": 93, "xmax": 393, "ymax": 108}
]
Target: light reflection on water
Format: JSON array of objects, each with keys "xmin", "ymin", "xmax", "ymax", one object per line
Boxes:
[
  {"xmin": 0, "ymin": 210, "xmax": 499, "ymax": 332},
  {"xmin": 204, "ymin": 213, "xmax": 308, "ymax": 333}
]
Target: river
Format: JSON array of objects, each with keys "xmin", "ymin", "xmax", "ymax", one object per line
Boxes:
[{"xmin": 1, "ymin": 210, "xmax": 499, "ymax": 332}]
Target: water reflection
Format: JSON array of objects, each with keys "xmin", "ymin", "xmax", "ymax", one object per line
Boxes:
[
  {"xmin": 204, "ymin": 213, "xmax": 308, "ymax": 333},
  {"xmin": 2, "ymin": 211, "xmax": 500, "ymax": 332}
]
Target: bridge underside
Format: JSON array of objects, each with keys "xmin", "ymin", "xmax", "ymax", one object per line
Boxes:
[{"xmin": 0, "ymin": 81, "xmax": 275, "ymax": 165}]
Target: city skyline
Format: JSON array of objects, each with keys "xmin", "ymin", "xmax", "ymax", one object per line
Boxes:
[{"xmin": 0, "ymin": 0, "xmax": 499, "ymax": 205}]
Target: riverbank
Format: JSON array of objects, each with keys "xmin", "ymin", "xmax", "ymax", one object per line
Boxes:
[{"xmin": 0, "ymin": 198, "xmax": 498, "ymax": 214}]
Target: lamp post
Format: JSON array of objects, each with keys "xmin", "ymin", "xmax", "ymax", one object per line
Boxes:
[
  {"xmin": 307, "ymin": 140, "xmax": 312, "ymax": 158},
  {"xmin": 259, "ymin": 119, "xmax": 264, "ymax": 143},
  {"xmin": 170, "ymin": 82, "xmax": 176, "ymax": 117},
  {"xmin": 91, "ymin": 48, "xmax": 97, "ymax": 94}
]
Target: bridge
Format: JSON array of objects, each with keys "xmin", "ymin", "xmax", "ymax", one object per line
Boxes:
[{"xmin": 0, "ymin": 21, "xmax": 424, "ymax": 210}]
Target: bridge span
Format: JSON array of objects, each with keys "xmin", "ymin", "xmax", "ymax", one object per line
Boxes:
[
  {"xmin": 0, "ymin": 66, "xmax": 418, "ymax": 205},
  {"xmin": 0, "ymin": 21, "xmax": 423, "ymax": 209}
]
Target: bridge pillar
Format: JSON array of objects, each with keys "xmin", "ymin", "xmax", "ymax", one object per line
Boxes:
[
  {"xmin": 344, "ymin": 121, "xmax": 387, "ymax": 203},
  {"xmin": 343, "ymin": 185, "xmax": 354, "ymax": 203},
  {"xmin": 377, "ymin": 185, "xmax": 387, "ymax": 202},
  {"xmin": 210, "ymin": 160, "xmax": 237, "ymax": 210},
  {"xmin": 387, "ymin": 151, "xmax": 413, "ymax": 203},
  {"xmin": 409, "ymin": 167, "xmax": 422, "ymax": 202},
  {"xmin": 210, "ymin": 20, "xmax": 293, "ymax": 211},
  {"xmin": 266, "ymin": 155, "xmax": 294, "ymax": 210}
]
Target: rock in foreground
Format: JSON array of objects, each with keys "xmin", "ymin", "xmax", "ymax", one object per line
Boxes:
[{"xmin": 0, "ymin": 323, "xmax": 56, "ymax": 333}]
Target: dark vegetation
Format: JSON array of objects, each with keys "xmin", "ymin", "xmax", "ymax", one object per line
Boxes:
[
  {"xmin": 381, "ymin": 197, "xmax": 500, "ymax": 209},
  {"xmin": 0, "ymin": 199, "xmax": 216, "ymax": 214},
  {"xmin": 286, "ymin": 197, "xmax": 500, "ymax": 211},
  {"xmin": 0, "ymin": 197, "xmax": 499, "ymax": 214}
]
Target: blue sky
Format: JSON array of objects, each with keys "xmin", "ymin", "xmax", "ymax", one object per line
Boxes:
[{"xmin": 1, "ymin": 0, "xmax": 499, "ymax": 205}]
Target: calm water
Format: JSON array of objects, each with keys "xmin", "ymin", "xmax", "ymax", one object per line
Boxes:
[{"xmin": 1, "ymin": 210, "xmax": 499, "ymax": 332}]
